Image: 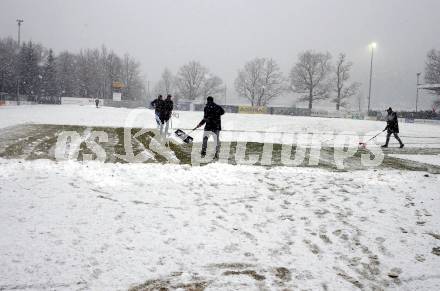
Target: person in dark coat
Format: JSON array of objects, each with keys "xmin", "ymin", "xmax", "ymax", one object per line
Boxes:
[
  {"xmin": 95, "ymin": 98, "xmax": 100, "ymax": 108},
  {"xmin": 150, "ymin": 95, "xmax": 163, "ymax": 127},
  {"xmin": 382, "ymin": 107, "xmax": 404, "ymax": 148},
  {"xmin": 194, "ymin": 96, "xmax": 225, "ymax": 158},
  {"xmin": 159, "ymin": 94, "xmax": 173, "ymax": 137}
]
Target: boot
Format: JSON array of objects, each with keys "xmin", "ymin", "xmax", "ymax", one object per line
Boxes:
[
  {"xmin": 382, "ymin": 134, "xmax": 390, "ymax": 148},
  {"xmin": 395, "ymin": 135, "xmax": 404, "ymax": 148}
]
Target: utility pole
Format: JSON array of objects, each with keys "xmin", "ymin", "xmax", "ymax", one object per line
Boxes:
[
  {"xmin": 224, "ymin": 84, "xmax": 227, "ymax": 105},
  {"xmin": 416, "ymin": 72, "xmax": 421, "ymax": 112},
  {"xmin": 16, "ymin": 19, "xmax": 23, "ymax": 105},
  {"xmin": 367, "ymin": 42, "xmax": 376, "ymax": 114}
]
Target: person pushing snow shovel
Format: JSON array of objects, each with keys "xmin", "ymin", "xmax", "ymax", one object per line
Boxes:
[
  {"xmin": 382, "ymin": 107, "xmax": 404, "ymax": 148},
  {"xmin": 159, "ymin": 94, "xmax": 174, "ymax": 138},
  {"xmin": 193, "ymin": 96, "xmax": 225, "ymax": 159},
  {"xmin": 150, "ymin": 94, "xmax": 163, "ymax": 128}
]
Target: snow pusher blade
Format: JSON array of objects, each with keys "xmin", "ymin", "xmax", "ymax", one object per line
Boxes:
[
  {"xmin": 174, "ymin": 129, "xmax": 194, "ymax": 144},
  {"xmin": 358, "ymin": 130, "xmax": 385, "ymax": 148}
]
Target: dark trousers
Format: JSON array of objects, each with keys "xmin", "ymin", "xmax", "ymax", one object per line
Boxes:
[
  {"xmin": 385, "ymin": 131, "xmax": 403, "ymax": 146},
  {"xmin": 201, "ymin": 130, "xmax": 220, "ymax": 156}
]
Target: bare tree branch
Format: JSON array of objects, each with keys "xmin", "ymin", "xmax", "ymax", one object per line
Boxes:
[
  {"xmin": 289, "ymin": 50, "xmax": 332, "ymax": 109},
  {"xmin": 425, "ymin": 49, "xmax": 440, "ymax": 107},
  {"xmin": 331, "ymin": 53, "xmax": 360, "ymax": 110},
  {"xmin": 175, "ymin": 61, "xmax": 223, "ymax": 100},
  {"xmin": 235, "ymin": 57, "xmax": 286, "ymax": 106}
]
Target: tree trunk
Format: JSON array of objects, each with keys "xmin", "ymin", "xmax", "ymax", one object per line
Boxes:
[
  {"xmin": 308, "ymin": 88, "xmax": 313, "ymax": 109},
  {"xmin": 336, "ymin": 88, "xmax": 341, "ymax": 110},
  {"xmin": 0, "ymin": 71, "xmax": 3, "ymax": 92},
  {"xmin": 336, "ymin": 95, "xmax": 340, "ymax": 110}
]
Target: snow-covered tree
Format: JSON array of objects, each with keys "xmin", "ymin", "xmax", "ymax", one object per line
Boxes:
[
  {"xmin": 161, "ymin": 68, "xmax": 175, "ymax": 95},
  {"xmin": 96, "ymin": 46, "xmax": 123, "ymax": 99},
  {"xmin": 235, "ymin": 57, "xmax": 285, "ymax": 106},
  {"xmin": 154, "ymin": 68, "xmax": 176, "ymax": 96},
  {"xmin": 76, "ymin": 49, "xmax": 100, "ymax": 97},
  {"xmin": 121, "ymin": 53, "xmax": 144, "ymax": 101},
  {"xmin": 331, "ymin": 53, "xmax": 360, "ymax": 110},
  {"xmin": 103, "ymin": 51, "xmax": 122, "ymax": 99},
  {"xmin": 56, "ymin": 51, "xmax": 79, "ymax": 97},
  {"xmin": 201, "ymin": 75, "xmax": 223, "ymax": 99},
  {"xmin": 0, "ymin": 37, "xmax": 143, "ymax": 102},
  {"xmin": 18, "ymin": 41, "xmax": 42, "ymax": 98},
  {"xmin": 175, "ymin": 61, "xmax": 223, "ymax": 100},
  {"xmin": 0, "ymin": 37, "xmax": 17, "ymax": 94},
  {"xmin": 176, "ymin": 61, "xmax": 206, "ymax": 100},
  {"xmin": 425, "ymin": 49, "xmax": 440, "ymax": 107},
  {"xmin": 41, "ymin": 49, "xmax": 58, "ymax": 98},
  {"xmin": 289, "ymin": 50, "xmax": 332, "ymax": 109}
]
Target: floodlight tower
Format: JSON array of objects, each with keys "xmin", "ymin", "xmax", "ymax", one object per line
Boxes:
[
  {"xmin": 367, "ymin": 42, "xmax": 376, "ymax": 114},
  {"xmin": 16, "ymin": 19, "xmax": 24, "ymax": 105},
  {"xmin": 416, "ymin": 72, "xmax": 421, "ymax": 112}
]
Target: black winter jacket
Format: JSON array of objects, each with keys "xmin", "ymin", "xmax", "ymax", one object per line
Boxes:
[
  {"xmin": 385, "ymin": 112, "xmax": 399, "ymax": 133},
  {"xmin": 151, "ymin": 99, "xmax": 163, "ymax": 115},
  {"xmin": 159, "ymin": 100, "xmax": 173, "ymax": 122},
  {"xmin": 199, "ymin": 102, "xmax": 225, "ymax": 131}
]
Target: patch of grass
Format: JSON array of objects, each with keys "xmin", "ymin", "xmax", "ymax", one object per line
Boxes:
[
  {"xmin": 274, "ymin": 267, "xmax": 291, "ymax": 281},
  {"xmin": 426, "ymin": 232, "xmax": 440, "ymax": 240},
  {"xmin": 207, "ymin": 262, "xmax": 255, "ymax": 269},
  {"xmin": 1, "ymin": 141, "xmax": 25, "ymax": 157},
  {"xmin": 2, "ymin": 124, "xmax": 440, "ymax": 172},
  {"xmin": 128, "ymin": 278, "xmax": 208, "ymax": 291},
  {"xmin": 222, "ymin": 269, "xmax": 266, "ymax": 281},
  {"xmin": 383, "ymin": 155, "xmax": 440, "ymax": 173}
]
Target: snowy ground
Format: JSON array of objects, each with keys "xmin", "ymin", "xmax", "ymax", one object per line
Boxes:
[
  {"xmin": 390, "ymin": 154, "xmax": 440, "ymax": 167},
  {"xmin": 0, "ymin": 104, "xmax": 440, "ymax": 290},
  {"xmin": 1, "ymin": 159, "xmax": 439, "ymax": 290}
]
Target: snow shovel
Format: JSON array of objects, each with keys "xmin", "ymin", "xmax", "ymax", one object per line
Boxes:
[
  {"xmin": 174, "ymin": 129, "xmax": 194, "ymax": 144},
  {"xmin": 359, "ymin": 129, "xmax": 385, "ymax": 148}
]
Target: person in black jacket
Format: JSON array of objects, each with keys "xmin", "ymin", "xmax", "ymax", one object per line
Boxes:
[
  {"xmin": 382, "ymin": 107, "xmax": 404, "ymax": 148},
  {"xmin": 150, "ymin": 95, "xmax": 163, "ymax": 127},
  {"xmin": 194, "ymin": 96, "xmax": 225, "ymax": 158},
  {"xmin": 159, "ymin": 94, "xmax": 173, "ymax": 137}
]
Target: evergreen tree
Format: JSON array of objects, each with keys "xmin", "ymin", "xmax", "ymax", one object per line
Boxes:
[
  {"xmin": 18, "ymin": 41, "xmax": 41, "ymax": 98},
  {"xmin": 0, "ymin": 38, "xmax": 144, "ymax": 101},
  {"xmin": 42, "ymin": 49, "xmax": 58, "ymax": 97},
  {"xmin": 0, "ymin": 37, "xmax": 17, "ymax": 94}
]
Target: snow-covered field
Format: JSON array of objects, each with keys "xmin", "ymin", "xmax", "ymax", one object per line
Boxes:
[
  {"xmin": 1, "ymin": 104, "xmax": 440, "ymax": 147},
  {"xmin": 1, "ymin": 104, "xmax": 440, "ymax": 290},
  {"xmin": 390, "ymin": 154, "xmax": 440, "ymax": 167}
]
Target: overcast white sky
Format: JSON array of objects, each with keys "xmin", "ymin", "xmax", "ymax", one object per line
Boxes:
[{"xmin": 1, "ymin": 0, "xmax": 440, "ymax": 110}]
